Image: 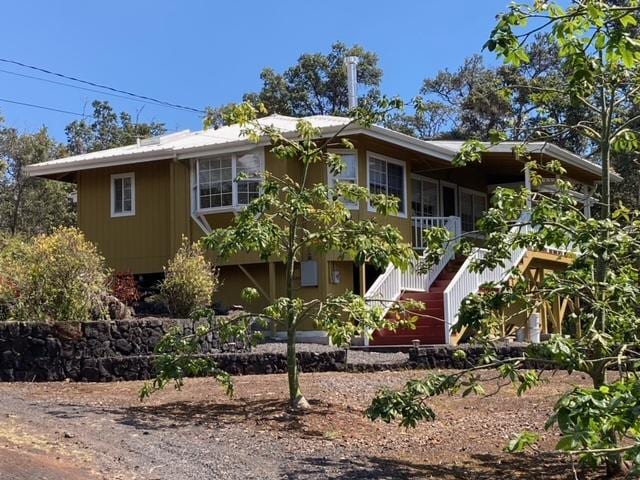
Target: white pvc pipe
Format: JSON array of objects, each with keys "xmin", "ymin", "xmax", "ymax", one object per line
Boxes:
[{"xmin": 528, "ymin": 313, "xmax": 541, "ymax": 343}]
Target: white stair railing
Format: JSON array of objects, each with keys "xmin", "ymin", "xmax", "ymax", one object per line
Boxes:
[
  {"xmin": 412, "ymin": 216, "xmax": 458, "ymax": 251},
  {"xmin": 442, "ymin": 213, "xmax": 531, "ymax": 343},
  {"xmin": 402, "ymin": 216, "xmax": 461, "ymax": 292},
  {"xmin": 365, "ymin": 216, "xmax": 462, "ymax": 315},
  {"xmin": 363, "ymin": 262, "xmax": 402, "ymax": 312}
]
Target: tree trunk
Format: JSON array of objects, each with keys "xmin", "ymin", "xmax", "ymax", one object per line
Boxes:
[
  {"xmin": 595, "ymin": 137, "xmax": 611, "ymax": 332},
  {"xmin": 284, "ymin": 246, "xmax": 309, "ymax": 410},
  {"xmin": 9, "ymin": 183, "xmax": 25, "ymax": 236},
  {"xmin": 286, "ymin": 318, "xmax": 308, "ymax": 409}
]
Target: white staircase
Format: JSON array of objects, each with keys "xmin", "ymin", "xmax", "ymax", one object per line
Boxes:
[
  {"xmin": 364, "ymin": 213, "xmax": 531, "ymax": 344},
  {"xmin": 364, "ymin": 216, "xmax": 461, "ymax": 313}
]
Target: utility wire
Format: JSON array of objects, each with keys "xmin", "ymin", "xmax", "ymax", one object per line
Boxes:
[
  {"xmin": 0, "ymin": 68, "xmax": 202, "ymax": 114},
  {"xmin": 0, "ymin": 97, "xmax": 187, "ymax": 135},
  {"xmin": 0, "ymin": 97, "xmax": 92, "ymax": 118},
  {"xmin": 0, "ymin": 57, "xmax": 205, "ymax": 114}
]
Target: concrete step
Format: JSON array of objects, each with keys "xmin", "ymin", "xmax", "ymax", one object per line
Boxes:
[{"xmin": 371, "ymin": 332, "xmax": 446, "ymax": 345}]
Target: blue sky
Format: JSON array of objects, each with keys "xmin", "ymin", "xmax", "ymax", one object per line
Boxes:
[{"xmin": 2, "ymin": 0, "xmax": 510, "ymax": 141}]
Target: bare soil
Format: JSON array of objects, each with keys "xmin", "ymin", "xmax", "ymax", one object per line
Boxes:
[{"xmin": 0, "ymin": 369, "xmax": 605, "ymax": 479}]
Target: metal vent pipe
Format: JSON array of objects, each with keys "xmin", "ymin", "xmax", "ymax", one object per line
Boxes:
[{"xmin": 345, "ymin": 56, "xmax": 359, "ymax": 110}]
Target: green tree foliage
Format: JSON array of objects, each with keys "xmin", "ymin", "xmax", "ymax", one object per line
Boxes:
[
  {"xmin": 65, "ymin": 100, "xmax": 166, "ymax": 154},
  {"xmin": 369, "ymin": 2, "xmax": 640, "ymax": 476},
  {"xmin": 400, "ymin": 37, "xmax": 589, "ymax": 151},
  {"xmin": 369, "ymin": 169, "xmax": 640, "ymax": 475},
  {"xmin": 206, "ymin": 42, "xmax": 383, "ymax": 124},
  {"xmin": 159, "ymin": 237, "xmax": 219, "ymax": 318},
  {"xmin": 139, "ymin": 320, "xmax": 234, "ymax": 401},
  {"xmin": 196, "ymin": 100, "xmax": 417, "ymax": 409},
  {"xmin": 0, "ymin": 124, "xmax": 75, "ymax": 236},
  {"xmin": 0, "ymin": 227, "xmax": 109, "ymax": 322}
]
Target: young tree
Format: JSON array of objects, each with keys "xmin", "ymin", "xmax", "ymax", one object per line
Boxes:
[
  {"xmin": 369, "ymin": 1, "xmax": 640, "ymax": 476},
  {"xmin": 198, "ymin": 101, "xmax": 417, "ymax": 409}
]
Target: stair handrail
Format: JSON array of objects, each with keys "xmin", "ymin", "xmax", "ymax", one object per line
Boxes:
[
  {"xmin": 363, "ymin": 261, "xmax": 401, "ymax": 308},
  {"xmin": 366, "ymin": 216, "xmax": 461, "ymax": 311},
  {"xmin": 442, "ymin": 212, "xmax": 531, "ymax": 343}
]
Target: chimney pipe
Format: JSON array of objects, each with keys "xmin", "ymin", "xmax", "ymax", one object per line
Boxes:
[{"xmin": 345, "ymin": 56, "xmax": 359, "ymax": 110}]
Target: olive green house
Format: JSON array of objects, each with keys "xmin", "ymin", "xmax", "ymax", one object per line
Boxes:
[{"xmin": 27, "ymin": 114, "xmax": 611, "ymax": 344}]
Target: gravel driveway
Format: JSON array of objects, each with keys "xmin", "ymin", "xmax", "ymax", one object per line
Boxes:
[{"xmin": 0, "ymin": 368, "xmax": 597, "ymax": 480}]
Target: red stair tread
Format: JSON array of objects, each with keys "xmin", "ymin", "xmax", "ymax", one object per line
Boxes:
[{"xmin": 370, "ymin": 255, "xmax": 466, "ymax": 346}]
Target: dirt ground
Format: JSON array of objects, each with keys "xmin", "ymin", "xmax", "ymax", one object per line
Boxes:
[{"xmin": 0, "ymin": 369, "xmax": 605, "ymax": 479}]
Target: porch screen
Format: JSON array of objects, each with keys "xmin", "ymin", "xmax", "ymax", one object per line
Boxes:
[
  {"xmin": 459, "ymin": 189, "xmax": 487, "ymax": 232},
  {"xmin": 411, "ymin": 177, "xmax": 438, "ymax": 217}
]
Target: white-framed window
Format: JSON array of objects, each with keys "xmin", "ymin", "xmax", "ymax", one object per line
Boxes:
[
  {"xmin": 196, "ymin": 148, "xmax": 264, "ymax": 212},
  {"xmin": 111, "ymin": 172, "xmax": 135, "ymax": 217},
  {"xmin": 366, "ymin": 152, "xmax": 407, "ymax": 216},
  {"xmin": 411, "ymin": 175, "xmax": 439, "ymax": 217},
  {"xmin": 459, "ymin": 187, "xmax": 487, "ymax": 232},
  {"xmin": 327, "ymin": 149, "xmax": 358, "ymax": 209}
]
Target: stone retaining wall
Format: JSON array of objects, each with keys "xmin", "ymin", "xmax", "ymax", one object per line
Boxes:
[
  {"xmin": 0, "ymin": 319, "xmax": 347, "ymax": 382},
  {"xmin": 409, "ymin": 343, "xmax": 530, "ymax": 369}
]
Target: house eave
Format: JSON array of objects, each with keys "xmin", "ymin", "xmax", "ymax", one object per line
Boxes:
[{"xmin": 25, "ymin": 120, "xmax": 615, "ymax": 183}]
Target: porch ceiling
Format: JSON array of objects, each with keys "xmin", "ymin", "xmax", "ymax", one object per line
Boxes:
[{"xmin": 410, "ymin": 151, "xmax": 603, "ymax": 187}]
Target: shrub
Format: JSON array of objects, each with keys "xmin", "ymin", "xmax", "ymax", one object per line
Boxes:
[
  {"xmin": 0, "ymin": 235, "xmax": 30, "ymax": 320},
  {"xmin": 110, "ymin": 272, "xmax": 141, "ymax": 306},
  {"xmin": 160, "ymin": 238, "xmax": 218, "ymax": 317},
  {"xmin": 0, "ymin": 227, "xmax": 109, "ymax": 322}
]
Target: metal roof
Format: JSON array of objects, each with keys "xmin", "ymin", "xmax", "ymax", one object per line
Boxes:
[{"xmin": 26, "ymin": 114, "xmax": 612, "ymax": 181}]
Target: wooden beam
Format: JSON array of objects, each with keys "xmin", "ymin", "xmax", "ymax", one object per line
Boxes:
[{"xmin": 238, "ymin": 264, "xmax": 272, "ymax": 303}]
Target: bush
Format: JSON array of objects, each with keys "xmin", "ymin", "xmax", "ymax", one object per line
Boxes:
[
  {"xmin": 109, "ymin": 272, "xmax": 141, "ymax": 306},
  {"xmin": 160, "ymin": 238, "xmax": 218, "ymax": 317},
  {"xmin": 0, "ymin": 227, "xmax": 109, "ymax": 322},
  {"xmin": 0, "ymin": 235, "xmax": 30, "ymax": 320}
]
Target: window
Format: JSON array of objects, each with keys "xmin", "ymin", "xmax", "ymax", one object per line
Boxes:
[
  {"xmin": 459, "ymin": 188, "xmax": 487, "ymax": 232},
  {"xmin": 236, "ymin": 151, "xmax": 262, "ymax": 205},
  {"xmin": 411, "ymin": 176, "xmax": 439, "ymax": 217},
  {"xmin": 196, "ymin": 149, "xmax": 264, "ymax": 211},
  {"xmin": 111, "ymin": 172, "xmax": 135, "ymax": 217},
  {"xmin": 367, "ymin": 152, "xmax": 406, "ymax": 215},
  {"xmin": 327, "ymin": 150, "xmax": 358, "ymax": 209}
]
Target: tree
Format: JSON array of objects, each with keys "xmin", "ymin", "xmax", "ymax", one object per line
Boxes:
[
  {"xmin": 226, "ymin": 42, "xmax": 383, "ymax": 119},
  {"xmin": 401, "ymin": 37, "xmax": 588, "ymax": 149},
  {"xmin": 196, "ymin": 100, "xmax": 417, "ymax": 409},
  {"xmin": 0, "ymin": 125, "xmax": 75, "ymax": 236},
  {"xmin": 65, "ymin": 100, "xmax": 166, "ymax": 154},
  {"xmin": 368, "ymin": 1, "xmax": 640, "ymax": 476}
]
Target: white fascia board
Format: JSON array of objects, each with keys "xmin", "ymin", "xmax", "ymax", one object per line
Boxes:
[
  {"xmin": 539, "ymin": 144, "xmax": 622, "ymax": 182},
  {"xmin": 174, "ymin": 139, "xmax": 271, "ymax": 160},
  {"xmin": 365, "ymin": 125, "xmax": 455, "ymax": 161},
  {"xmin": 25, "ymin": 151, "xmax": 176, "ymax": 177}
]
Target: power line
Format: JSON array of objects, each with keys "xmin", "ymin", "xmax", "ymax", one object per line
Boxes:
[
  {"xmin": 0, "ymin": 97, "xmax": 186, "ymax": 134},
  {"xmin": 0, "ymin": 97, "xmax": 91, "ymax": 118},
  {"xmin": 0, "ymin": 57, "xmax": 205, "ymax": 114},
  {"xmin": 0, "ymin": 68, "xmax": 202, "ymax": 114}
]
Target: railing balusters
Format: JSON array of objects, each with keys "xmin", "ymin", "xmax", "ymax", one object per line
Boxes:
[
  {"xmin": 442, "ymin": 213, "xmax": 530, "ymax": 343},
  {"xmin": 366, "ymin": 216, "xmax": 462, "ymax": 318}
]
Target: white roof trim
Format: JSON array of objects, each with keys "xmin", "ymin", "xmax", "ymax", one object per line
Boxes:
[{"xmin": 25, "ymin": 114, "xmax": 612, "ymax": 182}]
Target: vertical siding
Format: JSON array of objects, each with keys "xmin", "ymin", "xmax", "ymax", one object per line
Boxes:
[{"xmin": 78, "ymin": 160, "xmax": 171, "ymax": 274}]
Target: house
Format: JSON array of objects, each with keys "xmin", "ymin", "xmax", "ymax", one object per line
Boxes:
[{"xmin": 27, "ymin": 114, "xmax": 610, "ymax": 344}]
